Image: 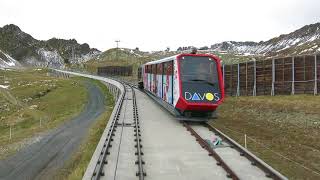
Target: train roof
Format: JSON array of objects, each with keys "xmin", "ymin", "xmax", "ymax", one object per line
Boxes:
[
  {"xmin": 144, "ymin": 53, "xmax": 220, "ymax": 66},
  {"xmin": 144, "ymin": 55, "xmax": 178, "ymax": 65}
]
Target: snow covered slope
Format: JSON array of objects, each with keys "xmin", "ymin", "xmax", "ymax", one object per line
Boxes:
[
  {"xmin": 0, "ymin": 24, "xmax": 100, "ymax": 68},
  {"xmin": 210, "ymin": 22, "xmax": 320, "ymax": 56},
  {"xmin": 0, "ymin": 49, "xmax": 21, "ymax": 68}
]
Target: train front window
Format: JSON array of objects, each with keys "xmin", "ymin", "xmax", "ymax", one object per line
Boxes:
[
  {"xmin": 180, "ymin": 56, "xmax": 218, "ymax": 86},
  {"xmin": 180, "ymin": 56, "xmax": 221, "ymax": 103}
]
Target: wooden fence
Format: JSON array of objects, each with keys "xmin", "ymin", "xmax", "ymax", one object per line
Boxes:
[
  {"xmin": 97, "ymin": 66, "xmax": 133, "ymax": 76},
  {"xmin": 223, "ymin": 54, "xmax": 320, "ymax": 96}
]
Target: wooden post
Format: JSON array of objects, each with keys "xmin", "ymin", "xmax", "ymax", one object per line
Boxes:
[
  {"xmin": 246, "ymin": 62, "xmax": 248, "ymax": 96},
  {"xmin": 282, "ymin": 59, "xmax": 285, "ymax": 94},
  {"xmin": 230, "ymin": 65, "xmax": 233, "ymax": 96},
  {"xmin": 315, "ymin": 55, "xmax": 318, "ymax": 95},
  {"xmin": 237, "ymin": 63, "xmax": 240, "ymax": 96},
  {"xmin": 245, "ymin": 134, "xmax": 247, "ymax": 149},
  {"xmin": 304, "ymin": 55, "xmax": 306, "ymax": 93},
  {"xmin": 271, "ymin": 59, "xmax": 275, "ymax": 96},
  {"xmin": 253, "ymin": 59, "xmax": 257, "ymax": 96},
  {"xmin": 223, "ymin": 64, "xmax": 225, "ymax": 86},
  {"xmin": 9, "ymin": 125, "xmax": 12, "ymax": 140},
  {"xmin": 291, "ymin": 57, "xmax": 295, "ymax": 95}
]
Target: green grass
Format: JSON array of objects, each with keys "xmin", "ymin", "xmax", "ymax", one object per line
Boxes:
[
  {"xmin": 0, "ymin": 68, "xmax": 88, "ymax": 158},
  {"xmin": 209, "ymin": 95, "xmax": 320, "ymax": 180},
  {"xmin": 54, "ymin": 79, "xmax": 115, "ymax": 180}
]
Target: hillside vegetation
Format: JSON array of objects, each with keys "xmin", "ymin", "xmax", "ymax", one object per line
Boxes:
[{"xmin": 0, "ymin": 68, "xmax": 88, "ymax": 158}]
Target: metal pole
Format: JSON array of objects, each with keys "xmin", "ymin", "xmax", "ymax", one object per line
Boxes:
[
  {"xmin": 291, "ymin": 57, "xmax": 295, "ymax": 95},
  {"xmin": 271, "ymin": 59, "xmax": 275, "ymax": 96},
  {"xmin": 253, "ymin": 60, "xmax": 256, "ymax": 96},
  {"xmin": 237, "ymin": 63, "xmax": 240, "ymax": 96},
  {"xmin": 315, "ymin": 55, "xmax": 318, "ymax": 95},
  {"xmin": 115, "ymin": 40, "xmax": 120, "ymax": 61},
  {"xmin": 72, "ymin": 47, "xmax": 75, "ymax": 63},
  {"xmin": 115, "ymin": 40, "xmax": 120, "ymax": 48}
]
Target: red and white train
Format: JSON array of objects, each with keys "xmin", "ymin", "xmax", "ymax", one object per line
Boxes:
[{"xmin": 138, "ymin": 53, "xmax": 224, "ymax": 120}]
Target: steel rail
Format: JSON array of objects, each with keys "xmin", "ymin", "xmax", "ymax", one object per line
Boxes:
[
  {"xmin": 131, "ymin": 85, "xmax": 146, "ymax": 179},
  {"xmin": 91, "ymin": 83, "xmax": 126, "ymax": 180},
  {"xmin": 183, "ymin": 122, "xmax": 240, "ymax": 180},
  {"xmin": 206, "ymin": 123, "xmax": 288, "ymax": 180}
]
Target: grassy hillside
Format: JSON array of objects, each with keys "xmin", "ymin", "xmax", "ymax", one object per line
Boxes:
[
  {"xmin": 210, "ymin": 95, "xmax": 320, "ymax": 180},
  {"xmin": 0, "ymin": 68, "xmax": 88, "ymax": 158}
]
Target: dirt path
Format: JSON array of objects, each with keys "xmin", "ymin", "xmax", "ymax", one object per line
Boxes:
[{"xmin": 0, "ymin": 81, "xmax": 105, "ymax": 180}]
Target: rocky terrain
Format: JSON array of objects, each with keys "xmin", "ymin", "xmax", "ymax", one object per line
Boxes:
[
  {"xmin": 0, "ymin": 50, "xmax": 21, "ymax": 69},
  {"xmin": 0, "ymin": 24, "xmax": 100, "ymax": 68}
]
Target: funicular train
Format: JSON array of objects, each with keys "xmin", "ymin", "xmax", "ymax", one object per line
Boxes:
[{"xmin": 138, "ymin": 53, "xmax": 224, "ymax": 121}]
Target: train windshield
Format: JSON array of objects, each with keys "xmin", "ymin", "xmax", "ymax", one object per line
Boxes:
[{"xmin": 180, "ymin": 56, "xmax": 221, "ymax": 103}]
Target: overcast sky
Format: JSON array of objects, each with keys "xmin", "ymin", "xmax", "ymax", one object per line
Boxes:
[{"xmin": 1, "ymin": 0, "xmax": 320, "ymax": 51}]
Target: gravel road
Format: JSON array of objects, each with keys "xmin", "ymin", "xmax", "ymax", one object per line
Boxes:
[{"xmin": 0, "ymin": 81, "xmax": 105, "ymax": 180}]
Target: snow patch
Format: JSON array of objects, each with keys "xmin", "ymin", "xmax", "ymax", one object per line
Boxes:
[
  {"xmin": 68, "ymin": 50, "xmax": 100, "ymax": 64},
  {"xmin": 243, "ymin": 52, "xmax": 254, "ymax": 56},
  {"xmin": 0, "ymin": 50, "xmax": 21, "ymax": 68},
  {"xmin": 307, "ymin": 35, "xmax": 317, "ymax": 43},
  {"xmin": 291, "ymin": 38, "xmax": 301, "ymax": 45},
  {"xmin": 0, "ymin": 85, "xmax": 9, "ymax": 89}
]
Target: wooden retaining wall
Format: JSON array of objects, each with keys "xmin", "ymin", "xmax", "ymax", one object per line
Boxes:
[{"xmin": 223, "ymin": 54, "xmax": 320, "ymax": 96}]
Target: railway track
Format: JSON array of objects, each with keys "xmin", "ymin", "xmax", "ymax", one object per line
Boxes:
[
  {"xmin": 183, "ymin": 122, "xmax": 287, "ymax": 180},
  {"xmin": 116, "ymin": 78, "xmax": 287, "ymax": 180},
  {"xmin": 51, "ymin": 71, "xmax": 287, "ymax": 180},
  {"xmin": 91, "ymin": 83, "xmax": 146, "ymax": 180}
]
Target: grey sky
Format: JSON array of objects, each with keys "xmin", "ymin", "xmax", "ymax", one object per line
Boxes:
[{"xmin": 1, "ymin": 0, "xmax": 319, "ymax": 51}]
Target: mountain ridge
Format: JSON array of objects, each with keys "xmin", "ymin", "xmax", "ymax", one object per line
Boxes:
[
  {"xmin": 210, "ymin": 22, "xmax": 320, "ymax": 57},
  {"xmin": 0, "ymin": 24, "xmax": 100, "ymax": 68}
]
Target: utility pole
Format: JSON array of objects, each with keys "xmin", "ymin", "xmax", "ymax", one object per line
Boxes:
[
  {"xmin": 115, "ymin": 40, "xmax": 120, "ymax": 49},
  {"xmin": 115, "ymin": 40, "xmax": 120, "ymax": 61},
  {"xmin": 72, "ymin": 46, "xmax": 75, "ymax": 63}
]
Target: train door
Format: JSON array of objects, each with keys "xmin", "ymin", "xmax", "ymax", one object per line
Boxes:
[
  {"xmin": 149, "ymin": 65, "xmax": 152, "ymax": 92},
  {"xmin": 147, "ymin": 65, "xmax": 151, "ymax": 91},
  {"xmin": 152, "ymin": 64, "xmax": 157, "ymax": 94},
  {"xmin": 143, "ymin": 65, "xmax": 148, "ymax": 90},
  {"xmin": 157, "ymin": 63, "xmax": 163, "ymax": 98},
  {"xmin": 163, "ymin": 61, "xmax": 173, "ymax": 104}
]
